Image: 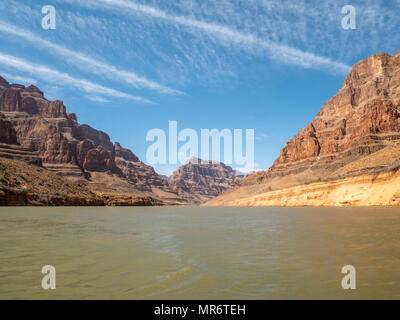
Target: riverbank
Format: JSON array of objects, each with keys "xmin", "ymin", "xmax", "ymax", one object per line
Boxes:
[
  {"xmin": 0, "ymin": 157, "xmax": 167, "ymax": 207},
  {"xmin": 205, "ymin": 168, "xmax": 400, "ymax": 207}
]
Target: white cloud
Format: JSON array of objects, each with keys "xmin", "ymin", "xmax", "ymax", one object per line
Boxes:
[
  {"xmin": 256, "ymin": 133, "xmax": 270, "ymax": 141},
  {"xmin": 0, "ymin": 21, "xmax": 182, "ymax": 95},
  {"xmin": 86, "ymin": 95, "xmax": 110, "ymax": 103},
  {"xmin": 0, "ymin": 72, "xmax": 37, "ymax": 85},
  {"xmin": 67, "ymin": 0, "xmax": 351, "ymax": 74},
  {"xmin": 0, "ymin": 52, "xmax": 153, "ymax": 104}
]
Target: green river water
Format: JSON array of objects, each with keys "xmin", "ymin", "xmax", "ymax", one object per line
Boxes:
[{"xmin": 0, "ymin": 206, "xmax": 399, "ymax": 299}]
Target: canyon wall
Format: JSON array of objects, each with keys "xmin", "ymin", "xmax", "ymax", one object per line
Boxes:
[
  {"xmin": 208, "ymin": 50, "xmax": 400, "ymax": 206},
  {"xmin": 0, "ymin": 76, "xmax": 239, "ymax": 204},
  {"xmin": 168, "ymin": 158, "xmax": 243, "ymax": 204}
]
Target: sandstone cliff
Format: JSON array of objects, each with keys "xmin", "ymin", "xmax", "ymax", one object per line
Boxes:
[
  {"xmin": 0, "ymin": 112, "xmax": 18, "ymax": 145},
  {"xmin": 114, "ymin": 142, "xmax": 168, "ymax": 191},
  {"xmin": 168, "ymin": 158, "xmax": 243, "ymax": 204},
  {"xmin": 0, "ymin": 75, "xmax": 242, "ymax": 205},
  {"xmin": 205, "ymin": 169, "xmax": 400, "ymax": 207},
  {"xmin": 0, "ymin": 75, "xmax": 183, "ymax": 204},
  {"xmin": 207, "ymin": 50, "xmax": 400, "ymax": 207},
  {"xmin": 0, "ymin": 110, "xmax": 42, "ymax": 165},
  {"xmin": 0, "ymin": 157, "xmax": 163, "ymax": 206}
]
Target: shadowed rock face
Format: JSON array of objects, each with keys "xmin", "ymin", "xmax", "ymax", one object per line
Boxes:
[
  {"xmin": 74, "ymin": 124, "xmax": 114, "ymax": 151},
  {"xmin": 0, "ymin": 112, "xmax": 18, "ymax": 145},
  {"xmin": 0, "ymin": 76, "xmax": 168, "ymax": 190},
  {"xmin": 0, "ymin": 76, "xmax": 9, "ymax": 88},
  {"xmin": 228, "ymin": 50, "xmax": 400, "ymax": 192},
  {"xmin": 0, "ymin": 75, "xmax": 244, "ymax": 204},
  {"xmin": 168, "ymin": 158, "xmax": 243, "ymax": 204},
  {"xmin": 0, "ymin": 88, "xmax": 23, "ymax": 112},
  {"xmin": 0, "ymin": 76, "xmax": 194, "ymax": 203},
  {"xmin": 114, "ymin": 142, "xmax": 169, "ymax": 192},
  {"xmin": 114, "ymin": 142, "xmax": 139, "ymax": 162},
  {"xmin": 0, "ymin": 79, "xmax": 66, "ymax": 118}
]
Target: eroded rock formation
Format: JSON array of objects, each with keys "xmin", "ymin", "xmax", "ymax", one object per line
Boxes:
[
  {"xmin": 114, "ymin": 142, "xmax": 168, "ymax": 192},
  {"xmin": 168, "ymin": 158, "xmax": 243, "ymax": 204},
  {"xmin": 0, "ymin": 76, "xmax": 178, "ymax": 202},
  {"xmin": 0, "ymin": 112, "xmax": 18, "ymax": 145},
  {"xmin": 209, "ymin": 50, "xmax": 400, "ymax": 206},
  {"xmin": 0, "ymin": 75, "xmax": 244, "ymax": 205},
  {"xmin": 244, "ymin": 50, "xmax": 400, "ymax": 187}
]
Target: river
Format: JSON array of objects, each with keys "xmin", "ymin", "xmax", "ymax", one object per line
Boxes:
[{"xmin": 0, "ymin": 207, "xmax": 399, "ymax": 299}]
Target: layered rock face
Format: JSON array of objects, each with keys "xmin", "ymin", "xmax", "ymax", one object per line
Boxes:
[
  {"xmin": 168, "ymin": 158, "xmax": 243, "ymax": 204},
  {"xmin": 241, "ymin": 50, "xmax": 400, "ymax": 189},
  {"xmin": 0, "ymin": 111, "xmax": 41, "ymax": 165},
  {"xmin": 0, "ymin": 112, "xmax": 17, "ymax": 145},
  {"xmin": 114, "ymin": 142, "xmax": 168, "ymax": 192},
  {"xmin": 0, "ymin": 77, "xmax": 66, "ymax": 117},
  {"xmin": 209, "ymin": 50, "xmax": 400, "ymax": 206},
  {"xmin": 0, "ymin": 75, "xmax": 244, "ymax": 204},
  {"xmin": 0, "ymin": 77, "xmax": 119, "ymax": 175},
  {"xmin": 277, "ymin": 52, "xmax": 400, "ymax": 164},
  {"xmin": 0, "ymin": 157, "xmax": 162, "ymax": 206},
  {"xmin": 0, "ymin": 75, "xmax": 176, "ymax": 200},
  {"xmin": 205, "ymin": 169, "xmax": 400, "ymax": 207}
]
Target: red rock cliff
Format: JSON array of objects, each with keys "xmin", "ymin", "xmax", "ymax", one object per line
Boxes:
[{"xmin": 239, "ymin": 50, "xmax": 400, "ymax": 189}]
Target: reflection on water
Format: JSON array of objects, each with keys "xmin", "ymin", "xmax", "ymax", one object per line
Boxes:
[{"xmin": 0, "ymin": 206, "xmax": 399, "ymax": 299}]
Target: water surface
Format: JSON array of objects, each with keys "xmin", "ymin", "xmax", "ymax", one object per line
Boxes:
[{"xmin": 0, "ymin": 207, "xmax": 399, "ymax": 299}]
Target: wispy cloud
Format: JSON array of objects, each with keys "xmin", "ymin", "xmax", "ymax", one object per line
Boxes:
[
  {"xmin": 256, "ymin": 133, "xmax": 270, "ymax": 141},
  {"xmin": 66, "ymin": 0, "xmax": 351, "ymax": 74},
  {"xmin": 0, "ymin": 52, "xmax": 153, "ymax": 104},
  {"xmin": 0, "ymin": 72, "xmax": 37, "ymax": 85},
  {"xmin": 86, "ymin": 95, "xmax": 110, "ymax": 103},
  {"xmin": 0, "ymin": 21, "xmax": 182, "ymax": 95}
]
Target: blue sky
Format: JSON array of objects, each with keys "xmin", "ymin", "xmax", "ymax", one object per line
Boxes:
[{"xmin": 0, "ymin": 0, "xmax": 399, "ymax": 175}]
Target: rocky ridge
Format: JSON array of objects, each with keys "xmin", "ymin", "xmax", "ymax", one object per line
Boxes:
[
  {"xmin": 0, "ymin": 75, "xmax": 182, "ymax": 204},
  {"xmin": 0, "ymin": 157, "xmax": 161, "ymax": 206},
  {"xmin": 168, "ymin": 158, "xmax": 244, "ymax": 204},
  {"xmin": 207, "ymin": 50, "xmax": 400, "ymax": 206},
  {"xmin": 0, "ymin": 75, "xmax": 240, "ymax": 205}
]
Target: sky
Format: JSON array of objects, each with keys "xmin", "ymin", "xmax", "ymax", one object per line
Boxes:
[{"xmin": 0, "ymin": 0, "xmax": 399, "ymax": 175}]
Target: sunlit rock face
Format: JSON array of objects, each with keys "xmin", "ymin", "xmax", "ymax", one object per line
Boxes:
[
  {"xmin": 239, "ymin": 50, "xmax": 400, "ymax": 189},
  {"xmin": 168, "ymin": 158, "xmax": 244, "ymax": 204},
  {"xmin": 0, "ymin": 76, "xmax": 168, "ymax": 189}
]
